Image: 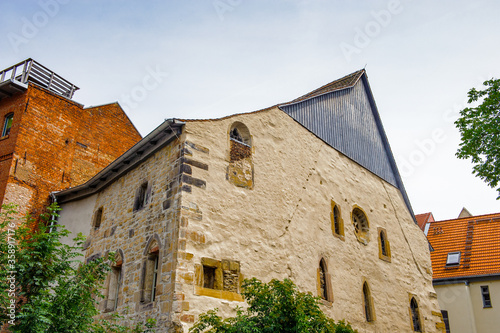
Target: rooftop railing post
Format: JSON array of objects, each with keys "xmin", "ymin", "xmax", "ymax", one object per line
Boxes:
[
  {"xmin": 10, "ymin": 66, "xmax": 17, "ymax": 80},
  {"xmin": 21, "ymin": 59, "xmax": 29, "ymax": 83}
]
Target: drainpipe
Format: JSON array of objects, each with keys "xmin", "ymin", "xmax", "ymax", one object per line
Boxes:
[
  {"xmin": 48, "ymin": 192, "xmax": 58, "ymax": 233},
  {"xmin": 464, "ymin": 281, "xmax": 478, "ymax": 333}
]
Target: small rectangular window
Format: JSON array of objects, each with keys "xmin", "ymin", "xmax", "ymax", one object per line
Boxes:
[
  {"xmin": 481, "ymin": 286, "xmax": 492, "ymax": 308},
  {"xmin": 441, "ymin": 310, "xmax": 450, "ymax": 333},
  {"xmin": 134, "ymin": 182, "xmax": 150, "ymax": 212},
  {"xmin": 2, "ymin": 114, "xmax": 13, "ymax": 137},
  {"xmin": 446, "ymin": 252, "xmax": 461, "ymax": 266},
  {"xmin": 203, "ymin": 265, "xmax": 216, "ymax": 289}
]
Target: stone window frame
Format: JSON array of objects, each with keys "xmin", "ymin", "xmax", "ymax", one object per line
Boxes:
[
  {"xmin": 317, "ymin": 257, "xmax": 334, "ymax": 303},
  {"xmin": 104, "ymin": 249, "xmax": 124, "ymax": 313},
  {"xmin": 377, "ymin": 227, "xmax": 391, "ymax": 262},
  {"xmin": 133, "ymin": 180, "xmax": 151, "ymax": 212},
  {"xmin": 140, "ymin": 236, "xmax": 161, "ymax": 304},
  {"xmin": 352, "ymin": 205, "xmax": 370, "ymax": 245},
  {"xmin": 93, "ymin": 206, "xmax": 104, "ymax": 230},
  {"xmin": 2, "ymin": 113, "xmax": 13, "ymax": 137},
  {"xmin": 330, "ymin": 200, "xmax": 344, "ymax": 241},
  {"xmin": 408, "ymin": 294, "xmax": 423, "ymax": 332},
  {"xmin": 194, "ymin": 257, "xmax": 243, "ymax": 302},
  {"xmin": 362, "ymin": 280, "xmax": 376, "ymax": 322}
]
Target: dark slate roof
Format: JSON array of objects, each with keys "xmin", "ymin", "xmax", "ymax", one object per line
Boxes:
[
  {"xmin": 55, "ymin": 119, "xmax": 184, "ymax": 204},
  {"xmin": 290, "ymin": 70, "xmax": 365, "ymax": 103},
  {"xmin": 279, "ymin": 70, "xmax": 415, "ymax": 221}
]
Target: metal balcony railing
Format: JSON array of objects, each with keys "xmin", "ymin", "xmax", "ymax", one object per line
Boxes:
[{"xmin": 0, "ymin": 58, "xmax": 79, "ymax": 99}]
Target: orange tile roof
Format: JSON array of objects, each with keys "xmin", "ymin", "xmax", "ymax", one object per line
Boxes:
[{"xmin": 427, "ymin": 212, "xmax": 500, "ymax": 280}]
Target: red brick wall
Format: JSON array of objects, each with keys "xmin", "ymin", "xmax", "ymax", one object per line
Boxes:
[
  {"xmin": 0, "ymin": 92, "xmax": 28, "ymax": 206},
  {"xmin": 1, "ymin": 84, "xmax": 142, "ymax": 217}
]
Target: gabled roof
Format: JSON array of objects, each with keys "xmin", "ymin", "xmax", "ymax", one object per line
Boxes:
[
  {"xmin": 427, "ymin": 212, "xmax": 500, "ymax": 281},
  {"xmin": 56, "ymin": 70, "xmax": 415, "ymax": 223},
  {"xmin": 416, "ymin": 212, "xmax": 434, "ymax": 231},
  {"xmin": 279, "ymin": 70, "xmax": 415, "ymax": 221},
  {"xmin": 290, "ymin": 70, "xmax": 365, "ymax": 103}
]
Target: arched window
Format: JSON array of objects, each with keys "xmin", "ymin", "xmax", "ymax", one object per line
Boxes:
[
  {"xmin": 318, "ymin": 258, "xmax": 333, "ymax": 302},
  {"xmin": 141, "ymin": 237, "xmax": 160, "ymax": 303},
  {"xmin": 378, "ymin": 228, "xmax": 391, "ymax": 262},
  {"xmin": 331, "ymin": 201, "xmax": 344, "ymax": 240},
  {"xmin": 104, "ymin": 251, "xmax": 123, "ymax": 312},
  {"xmin": 352, "ymin": 207, "xmax": 370, "ymax": 244},
  {"xmin": 410, "ymin": 297, "xmax": 422, "ymax": 332},
  {"xmin": 227, "ymin": 122, "xmax": 254, "ymax": 188},
  {"xmin": 363, "ymin": 282, "xmax": 375, "ymax": 322},
  {"xmin": 2, "ymin": 113, "xmax": 13, "ymax": 137}
]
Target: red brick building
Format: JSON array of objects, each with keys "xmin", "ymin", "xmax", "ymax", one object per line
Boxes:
[{"xmin": 0, "ymin": 59, "xmax": 142, "ymax": 219}]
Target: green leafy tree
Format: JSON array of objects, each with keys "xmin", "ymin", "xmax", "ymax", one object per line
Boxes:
[
  {"xmin": 455, "ymin": 78, "xmax": 500, "ymax": 198},
  {"xmin": 189, "ymin": 278, "xmax": 357, "ymax": 333},
  {"xmin": 0, "ymin": 203, "xmax": 155, "ymax": 332}
]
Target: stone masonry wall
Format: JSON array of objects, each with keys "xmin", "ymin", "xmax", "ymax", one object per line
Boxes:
[
  {"xmin": 83, "ymin": 136, "xmax": 187, "ymax": 331},
  {"xmin": 174, "ymin": 108, "xmax": 444, "ymax": 332}
]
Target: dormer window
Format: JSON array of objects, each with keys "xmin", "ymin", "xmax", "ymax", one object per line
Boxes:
[{"xmin": 446, "ymin": 252, "xmax": 461, "ymax": 266}]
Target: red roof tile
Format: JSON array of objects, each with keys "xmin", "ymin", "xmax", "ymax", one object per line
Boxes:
[
  {"xmin": 416, "ymin": 212, "xmax": 434, "ymax": 231},
  {"xmin": 427, "ymin": 212, "xmax": 500, "ymax": 280}
]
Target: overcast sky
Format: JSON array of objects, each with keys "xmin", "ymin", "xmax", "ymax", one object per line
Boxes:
[{"xmin": 1, "ymin": 0, "xmax": 499, "ymax": 221}]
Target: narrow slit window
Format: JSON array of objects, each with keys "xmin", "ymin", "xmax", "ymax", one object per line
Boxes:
[
  {"xmin": 93, "ymin": 207, "xmax": 103, "ymax": 230},
  {"xmin": 441, "ymin": 310, "xmax": 450, "ymax": 333},
  {"xmin": 333, "ymin": 205, "xmax": 340, "ymax": 235},
  {"xmin": 363, "ymin": 282, "xmax": 374, "ymax": 322},
  {"xmin": 410, "ymin": 297, "xmax": 422, "ymax": 332},
  {"xmin": 150, "ymin": 254, "xmax": 159, "ymax": 302},
  {"xmin": 134, "ymin": 182, "xmax": 149, "ymax": 211},
  {"xmin": 318, "ymin": 258, "xmax": 333, "ymax": 302},
  {"xmin": 380, "ymin": 232, "xmax": 387, "ymax": 256}
]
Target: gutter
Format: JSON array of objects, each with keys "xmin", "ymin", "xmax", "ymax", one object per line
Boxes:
[{"xmin": 55, "ymin": 118, "xmax": 184, "ymax": 204}]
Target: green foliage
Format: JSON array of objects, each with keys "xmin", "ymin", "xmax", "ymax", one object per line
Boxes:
[
  {"xmin": 455, "ymin": 78, "xmax": 500, "ymax": 198},
  {"xmin": 0, "ymin": 203, "xmax": 155, "ymax": 332},
  {"xmin": 189, "ymin": 278, "xmax": 357, "ymax": 333}
]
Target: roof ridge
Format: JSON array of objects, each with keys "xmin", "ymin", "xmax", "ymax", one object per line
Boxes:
[
  {"xmin": 286, "ymin": 69, "xmax": 365, "ymax": 104},
  {"xmin": 432, "ymin": 212, "xmax": 500, "ymax": 224}
]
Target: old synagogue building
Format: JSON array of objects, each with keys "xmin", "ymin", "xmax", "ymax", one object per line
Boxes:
[{"xmin": 54, "ymin": 69, "xmax": 446, "ymax": 332}]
